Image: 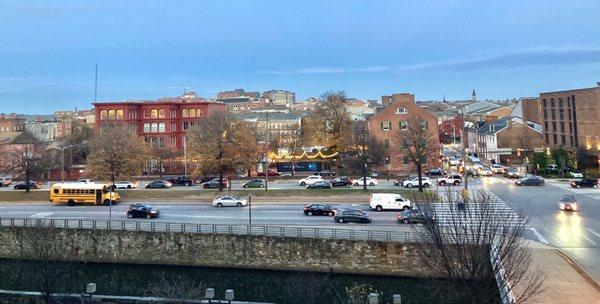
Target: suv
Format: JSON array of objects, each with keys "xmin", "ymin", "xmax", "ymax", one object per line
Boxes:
[
  {"xmin": 401, "ymin": 177, "xmax": 432, "ymax": 188},
  {"xmin": 298, "ymin": 175, "xmax": 323, "ymax": 186},
  {"xmin": 167, "ymin": 176, "xmax": 195, "ymax": 187},
  {"xmin": 490, "ymin": 164, "xmax": 506, "ymax": 174},
  {"xmin": 0, "ymin": 177, "xmax": 12, "ymax": 187},
  {"xmin": 438, "ymin": 174, "xmax": 462, "ymax": 186}
]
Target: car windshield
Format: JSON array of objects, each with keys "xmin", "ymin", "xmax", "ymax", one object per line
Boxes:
[{"xmin": 562, "ymin": 196, "xmax": 576, "ymax": 203}]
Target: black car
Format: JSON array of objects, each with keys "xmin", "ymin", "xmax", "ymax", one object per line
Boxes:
[
  {"xmin": 203, "ymin": 179, "xmax": 228, "ymax": 189},
  {"xmin": 396, "ymin": 210, "xmax": 433, "ymax": 224},
  {"xmin": 330, "ymin": 176, "xmax": 352, "ymax": 187},
  {"xmin": 307, "ymin": 181, "xmax": 332, "ymax": 189},
  {"xmin": 426, "ymin": 168, "xmax": 446, "ymax": 177},
  {"xmin": 570, "ymin": 178, "xmax": 598, "ymax": 188},
  {"xmin": 303, "ymin": 204, "xmax": 336, "ymax": 216},
  {"xmin": 334, "ymin": 209, "xmax": 372, "ymax": 223},
  {"xmin": 167, "ymin": 176, "xmax": 195, "ymax": 187},
  {"xmin": 515, "ymin": 176, "xmax": 545, "ymax": 186},
  {"xmin": 127, "ymin": 204, "xmax": 159, "ymax": 219},
  {"xmin": 13, "ymin": 181, "xmax": 41, "ymax": 190},
  {"xmin": 316, "ymin": 170, "xmax": 336, "ymax": 177},
  {"xmin": 145, "ymin": 180, "xmax": 172, "ymax": 189}
]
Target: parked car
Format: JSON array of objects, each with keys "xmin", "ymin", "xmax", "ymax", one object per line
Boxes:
[
  {"xmin": 559, "ymin": 195, "xmax": 578, "ymax": 212},
  {"xmin": 567, "ymin": 171, "xmax": 584, "ymax": 178},
  {"xmin": 570, "ymin": 178, "xmax": 598, "ymax": 188},
  {"xmin": 13, "ymin": 181, "xmax": 42, "ymax": 190},
  {"xmin": 400, "ymin": 176, "xmax": 432, "ymax": 188},
  {"xmin": 203, "ymin": 178, "xmax": 229, "ymax": 189},
  {"xmin": 167, "ymin": 176, "xmax": 196, "ymax": 186},
  {"xmin": 127, "ymin": 204, "xmax": 159, "ymax": 219},
  {"xmin": 145, "ymin": 180, "xmax": 172, "ymax": 189},
  {"xmin": 257, "ymin": 169, "xmax": 281, "ymax": 177},
  {"xmin": 505, "ymin": 168, "xmax": 521, "ymax": 179},
  {"xmin": 334, "ymin": 209, "xmax": 372, "ymax": 223},
  {"xmin": 437, "ymin": 174, "xmax": 462, "ymax": 186},
  {"xmin": 112, "ymin": 181, "xmax": 139, "ymax": 189},
  {"xmin": 369, "ymin": 193, "xmax": 412, "ymax": 212},
  {"xmin": 0, "ymin": 177, "xmax": 12, "ymax": 187},
  {"xmin": 449, "ymin": 157, "xmax": 461, "ymax": 166},
  {"xmin": 426, "ymin": 168, "xmax": 446, "ymax": 177},
  {"xmin": 213, "ymin": 195, "xmax": 247, "ymax": 207},
  {"xmin": 351, "ymin": 177, "xmax": 378, "ymax": 186},
  {"xmin": 396, "ymin": 210, "xmax": 434, "ymax": 224},
  {"xmin": 315, "ymin": 170, "xmax": 336, "ymax": 177},
  {"xmin": 478, "ymin": 167, "xmax": 494, "ymax": 177},
  {"xmin": 298, "ymin": 175, "xmax": 323, "ymax": 186},
  {"xmin": 515, "ymin": 176, "xmax": 545, "ymax": 186},
  {"xmin": 307, "ymin": 180, "xmax": 332, "ymax": 189},
  {"xmin": 546, "ymin": 164, "xmax": 560, "ymax": 174},
  {"xmin": 77, "ymin": 179, "xmax": 93, "ymax": 184},
  {"xmin": 465, "ymin": 168, "xmax": 480, "ymax": 177},
  {"xmin": 490, "ymin": 164, "xmax": 507, "ymax": 174},
  {"xmin": 330, "ymin": 176, "xmax": 352, "ymax": 187},
  {"xmin": 242, "ymin": 179, "xmax": 266, "ymax": 188},
  {"xmin": 303, "ymin": 204, "xmax": 337, "ymax": 216}
]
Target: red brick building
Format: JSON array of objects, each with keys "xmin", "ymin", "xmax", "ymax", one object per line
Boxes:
[
  {"xmin": 93, "ymin": 93, "xmax": 226, "ymax": 151},
  {"xmin": 368, "ymin": 93, "xmax": 441, "ymax": 174}
]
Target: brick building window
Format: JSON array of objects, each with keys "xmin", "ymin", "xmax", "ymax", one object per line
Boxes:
[
  {"xmin": 384, "ymin": 138, "xmax": 390, "ymax": 150},
  {"xmin": 543, "ymin": 109, "xmax": 547, "ymax": 119},
  {"xmin": 553, "ymin": 134, "xmax": 558, "ymax": 144},
  {"xmin": 170, "ymin": 122, "xmax": 177, "ymax": 132},
  {"xmin": 558, "ymin": 98, "xmax": 563, "ymax": 108},
  {"xmin": 561, "ymin": 135, "xmax": 566, "ymax": 145},
  {"xmin": 395, "ymin": 107, "xmax": 407, "ymax": 114},
  {"xmin": 100, "ymin": 110, "xmax": 107, "ymax": 119},
  {"xmin": 551, "ymin": 110, "xmax": 556, "ymax": 120},
  {"xmin": 182, "ymin": 121, "xmax": 189, "ymax": 130},
  {"xmin": 108, "ymin": 110, "xmax": 115, "ymax": 119},
  {"xmin": 170, "ymin": 109, "xmax": 177, "ymax": 118},
  {"xmin": 197, "ymin": 108, "xmax": 204, "ymax": 116},
  {"xmin": 189, "ymin": 109, "xmax": 196, "ymax": 117},
  {"xmin": 559, "ymin": 109, "xmax": 564, "ymax": 120},
  {"xmin": 144, "ymin": 110, "xmax": 150, "ymax": 118},
  {"xmin": 158, "ymin": 122, "xmax": 166, "ymax": 133},
  {"xmin": 545, "ymin": 134, "xmax": 549, "ymax": 143},
  {"xmin": 402, "ymin": 139, "xmax": 409, "ymax": 149},
  {"xmin": 182, "ymin": 109, "xmax": 189, "ymax": 118},
  {"xmin": 143, "ymin": 123, "xmax": 150, "ymax": 132},
  {"xmin": 151, "ymin": 123, "xmax": 158, "ymax": 132},
  {"xmin": 170, "ymin": 135, "xmax": 177, "ymax": 147},
  {"xmin": 568, "ymin": 122, "xmax": 572, "ymax": 132},
  {"xmin": 419, "ymin": 121, "xmax": 428, "ymax": 130},
  {"xmin": 550, "ymin": 98, "xmax": 555, "ymax": 108},
  {"xmin": 403, "ymin": 156, "xmax": 409, "ymax": 165},
  {"xmin": 542, "ymin": 99, "xmax": 547, "ymax": 108},
  {"xmin": 151, "ymin": 109, "xmax": 158, "ymax": 118},
  {"xmin": 116, "ymin": 109, "xmax": 124, "ymax": 119},
  {"xmin": 159, "ymin": 109, "xmax": 166, "ymax": 118},
  {"xmin": 544, "ymin": 122, "xmax": 548, "ymax": 131},
  {"xmin": 381, "ymin": 121, "xmax": 391, "ymax": 131},
  {"xmin": 399, "ymin": 121, "xmax": 408, "ymax": 131},
  {"xmin": 552, "ymin": 122, "xmax": 556, "ymax": 131},
  {"xmin": 560, "ymin": 122, "xmax": 565, "ymax": 133}
]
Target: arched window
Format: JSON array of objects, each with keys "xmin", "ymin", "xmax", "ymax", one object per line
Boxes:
[
  {"xmin": 151, "ymin": 109, "xmax": 158, "ymax": 118},
  {"xmin": 395, "ymin": 107, "xmax": 407, "ymax": 114},
  {"xmin": 100, "ymin": 110, "xmax": 107, "ymax": 119},
  {"xmin": 151, "ymin": 123, "xmax": 158, "ymax": 132},
  {"xmin": 116, "ymin": 109, "xmax": 124, "ymax": 119},
  {"xmin": 197, "ymin": 108, "xmax": 203, "ymax": 116},
  {"xmin": 182, "ymin": 109, "xmax": 189, "ymax": 118},
  {"xmin": 158, "ymin": 109, "xmax": 165, "ymax": 118},
  {"xmin": 189, "ymin": 109, "xmax": 196, "ymax": 117},
  {"xmin": 108, "ymin": 110, "xmax": 115, "ymax": 119}
]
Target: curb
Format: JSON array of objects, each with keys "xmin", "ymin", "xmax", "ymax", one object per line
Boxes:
[{"xmin": 554, "ymin": 249, "xmax": 600, "ymax": 292}]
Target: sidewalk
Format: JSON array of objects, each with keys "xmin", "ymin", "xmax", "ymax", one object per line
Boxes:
[{"xmin": 522, "ymin": 241, "xmax": 600, "ymax": 303}]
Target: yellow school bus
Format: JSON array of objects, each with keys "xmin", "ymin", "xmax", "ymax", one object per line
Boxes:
[{"xmin": 49, "ymin": 183, "xmax": 120, "ymax": 206}]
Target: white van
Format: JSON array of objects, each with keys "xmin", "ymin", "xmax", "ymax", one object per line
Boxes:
[{"xmin": 369, "ymin": 193, "xmax": 412, "ymax": 212}]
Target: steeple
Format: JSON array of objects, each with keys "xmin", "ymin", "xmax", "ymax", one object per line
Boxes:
[{"xmin": 471, "ymin": 89, "xmax": 476, "ymax": 103}]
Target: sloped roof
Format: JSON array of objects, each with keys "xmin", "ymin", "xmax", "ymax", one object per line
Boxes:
[
  {"xmin": 463, "ymin": 101, "xmax": 500, "ymax": 114},
  {"xmin": 0, "ymin": 131, "xmax": 39, "ymax": 145}
]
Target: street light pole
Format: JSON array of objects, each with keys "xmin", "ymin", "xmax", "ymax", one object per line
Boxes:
[{"xmin": 183, "ymin": 136, "xmax": 188, "ymax": 176}]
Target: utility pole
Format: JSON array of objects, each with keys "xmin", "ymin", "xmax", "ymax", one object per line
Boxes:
[{"xmin": 183, "ymin": 136, "xmax": 188, "ymax": 176}]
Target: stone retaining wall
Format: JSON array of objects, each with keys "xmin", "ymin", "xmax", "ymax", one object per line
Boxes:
[{"xmin": 0, "ymin": 227, "xmax": 432, "ymax": 277}]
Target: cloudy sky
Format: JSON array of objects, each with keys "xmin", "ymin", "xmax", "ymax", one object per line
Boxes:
[{"xmin": 1, "ymin": 0, "xmax": 600, "ymax": 113}]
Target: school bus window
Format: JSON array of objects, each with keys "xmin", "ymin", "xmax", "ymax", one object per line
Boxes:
[{"xmin": 53, "ymin": 189, "xmax": 59, "ymax": 194}]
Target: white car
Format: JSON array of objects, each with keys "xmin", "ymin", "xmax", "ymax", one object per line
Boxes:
[
  {"xmin": 351, "ymin": 177, "xmax": 378, "ymax": 186},
  {"xmin": 478, "ymin": 168, "xmax": 494, "ymax": 177},
  {"xmin": 113, "ymin": 181, "xmax": 139, "ymax": 189},
  {"xmin": 77, "ymin": 179, "xmax": 94, "ymax": 184},
  {"xmin": 369, "ymin": 193, "xmax": 412, "ymax": 212},
  {"xmin": 212, "ymin": 195, "xmax": 247, "ymax": 208},
  {"xmin": 490, "ymin": 164, "xmax": 506, "ymax": 174},
  {"xmin": 298, "ymin": 175, "xmax": 323, "ymax": 186},
  {"xmin": 568, "ymin": 171, "xmax": 584, "ymax": 178},
  {"xmin": 402, "ymin": 177, "xmax": 431, "ymax": 188}
]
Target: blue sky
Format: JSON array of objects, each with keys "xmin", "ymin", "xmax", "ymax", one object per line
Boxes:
[{"xmin": 1, "ymin": 0, "xmax": 600, "ymax": 114}]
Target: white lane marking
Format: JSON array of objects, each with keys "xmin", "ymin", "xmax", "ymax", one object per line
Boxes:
[
  {"xmin": 584, "ymin": 235, "xmax": 598, "ymax": 246},
  {"xmin": 529, "ymin": 228, "xmax": 549, "ymax": 245},
  {"xmin": 587, "ymin": 228, "xmax": 600, "ymax": 239},
  {"xmin": 30, "ymin": 212, "xmax": 54, "ymax": 218}
]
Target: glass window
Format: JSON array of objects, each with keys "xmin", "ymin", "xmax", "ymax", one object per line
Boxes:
[
  {"xmin": 108, "ymin": 110, "xmax": 115, "ymax": 119},
  {"xmin": 197, "ymin": 108, "xmax": 203, "ymax": 116},
  {"xmin": 143, "ymin": 123, "xmax": 150, "ymax": 132},
  {"xmin": 420, "ymin": 121, "xmax": 428, "ymax": 130},
  {"xmin": 151, "ymin": 109, "xmax": 158, "ymax": 118},
  {"xmin": 182, "ymin": 109, "xmax": 189, "ymax": 118},
  {"xmin": 381, "ymin": 121, "xmax": 391, "ymax": 131},
  {"xmin": 100, "ymin": 110, "xmax": 107, "ymax": 119},
  {"xmin": 542, "ymin": 99, "xmax": 547, "ymax": 107},
  {"xmin": 158, "ymin": 122, "xmax": 165, "ymax": 133},
  {"xmin": 189, "ymin": 109, "xmax": 196, "ymax": 117},
  {"xmin": 400, "ymin": 121, "xmax": 408, "ymax": 131},
  {"xmin": 384, "ymin": 138, "xmax": 390, "ymax": 150},
  {"xmin": 558, "ymin": 98, "xmax": 563, "ymax": 108},
  {"xmin": 395, "ymin": 107, "xmax": 407, "ymax": 114},
  {"xmin": 403, "ymin": 156, "xmax": 409, "ymax": 164},
  {"xmin": 143, "ymin": 110, "xmax": 150, "ymax": 118},
  {"xmin": 550, "ymin": 98, "xmax": 555, "ymax": 108},
  {"xmin": 151, "ymin": 123, "xmax": 158, "ymax": 132},
  {"xmin": 116, "ymin": 109, "xmax": 124, "ymax": 119}
]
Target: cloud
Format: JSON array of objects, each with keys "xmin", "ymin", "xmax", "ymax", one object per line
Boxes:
[
  {"xmin": 399, "ymin": 47, "xmax": 600, "ymax": 72},
  {"xmin": 260, "ymin": 65, "xmax": 388, "ymax": 75}
]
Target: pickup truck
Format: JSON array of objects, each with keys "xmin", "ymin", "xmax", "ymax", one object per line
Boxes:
[{"xmin": 437, "ymin": 174, "xmax": 463, "ymax": 186}]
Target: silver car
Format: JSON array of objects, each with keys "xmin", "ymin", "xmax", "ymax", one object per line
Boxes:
[{"xmin": 212, "ymin": 195, "xmax": 247, "ymax": 208}]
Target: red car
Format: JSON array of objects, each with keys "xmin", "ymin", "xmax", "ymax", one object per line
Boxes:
[{"xmin": 257, "ymin": 169, "xmax": 281, "ymax": 177}]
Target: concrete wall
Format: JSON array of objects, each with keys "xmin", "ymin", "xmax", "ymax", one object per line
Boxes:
[{"xmin": 0, "ymin": 227, "xmax": 433, "ymax": 277}]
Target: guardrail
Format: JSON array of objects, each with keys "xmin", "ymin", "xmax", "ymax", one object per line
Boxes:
[{"xmin": 0, "ymin": 218, "xmax": 415, "ymax": 243}]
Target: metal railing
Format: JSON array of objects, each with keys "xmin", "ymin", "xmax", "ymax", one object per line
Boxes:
[{"xmin": 0, "ymin": 218, "xmax": 415, "ymax": 243}]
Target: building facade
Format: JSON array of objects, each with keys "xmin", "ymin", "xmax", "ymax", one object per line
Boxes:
[
  {"xmin": 368, "ymin": 93, "xmax": 440, "ymax": 174},
  {"xmin": 262, "ymin": 90, "xmax": 296, "ymax": 107},
  {"xmin": 540, "ymin": 86, "xmax": 600, "ymax": 162},
  {"xmin": 0, "ymin": 116, "xmax": 25, "ymax": 133},
  {"xmin": 93, "ymin": 93, "xmax": 226, "ymax": 151}
]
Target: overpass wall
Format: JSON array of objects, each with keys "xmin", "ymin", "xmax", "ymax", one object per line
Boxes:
[{"xmin": 0, "ymin": 227, "xmax": 433, "ymax": 277}]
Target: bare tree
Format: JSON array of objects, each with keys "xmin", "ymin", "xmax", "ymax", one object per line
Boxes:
[
  {"xmin": 397, "ymin": 116, "xmax": 438, "ymax": 192},
  {"xmin": 412, "ymin": 190, "xmax": 544, "ymax": 304},
  {"xmin": 151, "ymin": 146, "xmax": 181, "ymax": 176},
  {"xmin": 2, "ymin": 133, "xmax": 49, "ymax": 192},
  {"xmin": 17, "ymin": 225, "xmax": 73, "ymax": 303},
  {"xmin": 187, "ymin": 111, "xmax": 236, "ymax": 192},
  {"xmin": 85, "ymin": 127, "xmax": 149, "ymax": 187},
  {"xmin": 281, "ymin": 124, "xmax": 304, "ymax": 177},
  {"xmin": 351, "ymin": 121, "xmax": 384, "ymax": 190},
  {"xmin": 344, "ymin": 283, "xmax": 380, "ymax": 304},
  {"xmin": 304, "ymin": 91, "xmax": 353, "ymax": 154},
  {"xmin": 147, "ymin": 273, "xmax": 205, "ymax": 303},
  {"xmin": 232, "ymin": 121, "xmax": 262, "ymax": 177}
]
